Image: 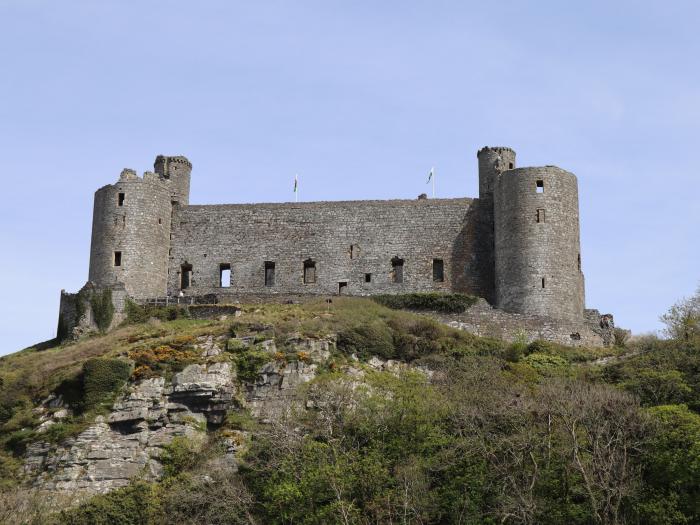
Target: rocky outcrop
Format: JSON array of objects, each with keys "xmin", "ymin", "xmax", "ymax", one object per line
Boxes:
[{"xmin": 23, "ymin": 334, "xmax": 336, "ymax": 495}]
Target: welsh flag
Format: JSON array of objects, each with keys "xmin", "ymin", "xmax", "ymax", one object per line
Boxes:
[{"xmin": 294, "ymin": 174, "xmax": 298, "ymax": 193}]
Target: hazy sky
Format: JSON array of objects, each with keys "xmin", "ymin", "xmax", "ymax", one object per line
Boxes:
[{"xmin": 1, "ymin": 1, "xmax": 698, "ymax": 355}]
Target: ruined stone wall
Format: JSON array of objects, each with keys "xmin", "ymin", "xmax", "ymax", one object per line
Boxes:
[
  {"xmin": 167, "ymin": 198, "xmax": 492, "ymax": 297},
  {"xmin": 494, "ymin": 166, "xmax": 584, "ymax": 321},
  {"xmin": 88, "ymin": 171, "xmax": 173, "ymax": 299},
  {"xmin": 441, "ymin": 299, "xmax": 608, "ymax": 347}
]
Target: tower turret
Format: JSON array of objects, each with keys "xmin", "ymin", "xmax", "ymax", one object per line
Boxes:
[
  {"xmin": 494, "ymin": 166, "xmax": 584, "ymax": 320},
  {"xmin": 467, "ymin": 147, "xmax": 517, "ymax": 304},
  {"xmin": 88, "ymin": 169, "xmax": 172, "ymax": 299},
  {"xmin": 154, "ymin": 155, "xmax": 192, "ymax": 206},
  {"xmin": 478, "ymin": 146, "xmax": 516, "ymax": 199}
]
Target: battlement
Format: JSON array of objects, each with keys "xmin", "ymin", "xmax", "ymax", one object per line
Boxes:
[
  {"xmin": 477, "ymin": 146, "xmax": 516, "ymax": 157},
  {"xmin": 154, "ymin": 155, "xmax": 192, "ymax": 169}
]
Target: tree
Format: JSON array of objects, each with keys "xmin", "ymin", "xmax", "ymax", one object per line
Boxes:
[
  {"xmin": 660, "ymin": 285, "xmax": 700, "ymax": 341},
  {"xmin": 636, "ymin": 404, "xmax": 700, "ymax": 524}
]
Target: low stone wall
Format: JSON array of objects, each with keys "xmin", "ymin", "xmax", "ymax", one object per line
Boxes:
[
  {"xmin": 437, "ymin": 299, "xmax": 614, "ymax": 347},
  {"xmin": 187, "ymin": 304, "xmax": 241, "ymax": 320}
]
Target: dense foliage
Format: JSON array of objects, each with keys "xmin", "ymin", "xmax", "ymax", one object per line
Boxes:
[
  {"xmin": 90, "ymin": 289, "xmax": 115, "ymax": 333},
  {"xmin": 81, "ymin": 358, "xmax": 131, "ymax": 410},
  {"xmin": 1, "ymin": 294, "xmax": 700, "ymax": 524},
  {"xmin": 124, "ymin": 300, "xmax": 190, "ymax": 325},
  {"xmin": 372, "ymin": 292, "xmax": 479, "ymax": 313}
]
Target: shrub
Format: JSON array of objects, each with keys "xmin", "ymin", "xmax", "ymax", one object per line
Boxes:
[
  {"xmin": 90, "ymin": 289, "xmax": 114, "ymax": 333},
  {"xmin": 372, "ymin": 293, "xmax": 478, "ymax": 313},
  {"xmin": 127, "ymin": 345, "xmax": 199, "ymax": 378},
  {"xmin": 124, "ymin": 300, "xmax": 189, "ymax": 325},
  {"xmin": 156, "ymin": 470, "xmax": 255, "ymax": 525},
  {"xmin": 82, "ymin": 358, "xmax": 131, "ymax": 410},
  {"xmin": 160, "ymin": 436, "xmax": 202, "ymax": 478},
  {"xmin": 614, "ymin": 327, "xmax": 630, "ymax": 348},
  {"xmin": 4, "ymin": 429, "xmax": 35, "ymax": 455},
  {"xmin": 522, "ymin": 353, "xmax": 570, "ymax": 376},
  {"xmin": 225, "ymin": 410, "xmax": 258, "ymax": 431},
  {"xmin": 226, "ymin": 338, "xmax": 247, "ymax": 353},
  {"xmin": 58, "ymin": 480, "xmax": 156, "ymax": 525},
  {"xmin": 337, "ymin": 321, "xmax": 395, "ymax": 359},
  {"xmin": 235, "ymin": 351, "xmax": 271, "ymax": 382},
  {"xmin": 505, "ymin": 333, "xmax": 529, "ymax": 362}
]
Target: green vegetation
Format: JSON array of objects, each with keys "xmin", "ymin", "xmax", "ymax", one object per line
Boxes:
[
  {"xmin": 124, "ymin": 300, "xmax": 190, "ymax": 325},
  {"xmin": 82, "ymin": 358, "xmax": 131, "ymax": 410},
  {"xmin": 1, "ymin": 293, "xmax": 700, "ymax": 524},
  {"xmin": 372, "ymin": 292, "xmax": 478, "ymax": 313},
  {"xmin": 234, "ymin": 350, "xmax": 272, "ymax": 382},
  {"xmin": 58, "ymin": 481, "xmax": 157, "ymax": 525},
  {"xmin": 90, "ymin": 289, "xmax": 114, "ymax": 333}
]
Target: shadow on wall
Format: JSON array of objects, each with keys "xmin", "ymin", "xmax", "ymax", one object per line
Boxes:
[{"xmin": 450, "ymin": 199, "xmax": 495, "ymax": 305}]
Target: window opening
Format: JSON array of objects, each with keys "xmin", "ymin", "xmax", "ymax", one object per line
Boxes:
[
  {"xmin": 349, "ymin": 244, "xmax": 360, "ymax": 259},
  {"xmin": 180, "ymin": 264, "xmax": 192, "ymax": 289},
  {"xmin": 536, "ymin": 209, "xmax": 545, "ymax": 223},
  {"xmin": 541, "ymin": 277, "xmax": 546, "ymax": 288},
  {"xmin": 338, "ymin": 282, "xmax": 348, "ymax": 295},
  {"xmin": 303, "ymin": 259, "xmax": 316, "ymax": 284},
  {"xmin": 118, "ymin": 193, "xmax": 125, "ymax": 206},
  {"xmin": 264, "ymin": 261, "xmax": 275, "ymax": 287},
  {"xmin": 364, "ymin": 273, "xmax": 372, "ymax": 283},
  {"xmin": 536, "ymin": 180, "xmax": 544, "ymax": 193},
  {"xmin": 509, "ymin": 162, "xmax": 514, "ymax": 169},
  {"xmin": 220, "ymin": 263, "xmax": 231, "ymax": 288},
  {"xmin": 158, "ymin": 218, "xmax": 162, "ymax": 225},
  {"xmin": 391, "ymin": 257, "xmax": 404, "ymax": 283},
  {"xmin": 577, "ymin": 254, "xmax": 581, "ymax": 271},
  {"xmin": 432, "ymin": 259, "xmax": 444, "ymax": 282},
  {"xmin": 114, "ymin": 251, "xmax": 122, "ymax": 267}
]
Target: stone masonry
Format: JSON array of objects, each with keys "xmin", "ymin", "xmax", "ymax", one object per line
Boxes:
[{"xmin": 59, "ymin": 146, "xmax": 613, "ymax": 345}]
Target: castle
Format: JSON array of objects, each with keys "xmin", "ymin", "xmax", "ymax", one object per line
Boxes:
[{"xmin": 59, "ymin": 147, "xmax": 614, "ymax": 346}]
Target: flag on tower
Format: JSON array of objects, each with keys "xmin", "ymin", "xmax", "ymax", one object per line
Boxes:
[
  {"xmin": 427, "ymin": 167, "xmax": 434, "ymax": 184},
  {"xmin": 294, "ymin": 174, "xmax": 298, "ymax": 193}
]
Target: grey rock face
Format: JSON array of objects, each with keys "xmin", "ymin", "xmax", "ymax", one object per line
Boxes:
[{"xmin": 24, "ymin": 336, "xmax": 333, "ymax": 496}]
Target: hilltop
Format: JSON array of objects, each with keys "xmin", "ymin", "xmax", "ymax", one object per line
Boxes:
[{"xmin": 1, "ymin": 295, "xmax": 699, "ymax": 525}]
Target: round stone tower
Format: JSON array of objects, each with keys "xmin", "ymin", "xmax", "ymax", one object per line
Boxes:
[
  {"xmin": 469, "ymin": 147, "xmax": 517, "ymax": 304},
  {"xmin": 88, "ymin": 169, "xmax": 173, "ymax": 299},
  {"xmin": 494, "ymin": 166, "xmax": 584, "ymax": 320},
  {"xmin": 154, "ymin": 155, "xmax": 192, "ymax": 206},
  {"xmin": 477, "ymin": 146, "xmax": 516, "ymax": 199}
]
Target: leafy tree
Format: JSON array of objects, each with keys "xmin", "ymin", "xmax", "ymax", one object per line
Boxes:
[
  {"xmin": 660, "ymin": 285, "xmax": 700, "ymax": 341},
  {"xmin": 635, "ymin": 405, "xmax": 700, "ymax": 524}
]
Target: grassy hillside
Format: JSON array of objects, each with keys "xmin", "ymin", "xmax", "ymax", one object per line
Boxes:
[{"xmin": 1, "ymin": 296, "xmax": 699, "ymax": 524}]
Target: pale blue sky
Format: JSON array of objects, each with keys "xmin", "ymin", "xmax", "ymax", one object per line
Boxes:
[{"xmin": 1, "ymin": 1, "xmax": 698, "ymax": 355}]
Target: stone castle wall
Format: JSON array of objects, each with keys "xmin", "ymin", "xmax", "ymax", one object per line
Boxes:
[
  {"xmin": 65, "ymin": 147, "xmax": 609, "ymax": 346},
  {"xmin": 167, "ymin": 198, "xmax": 494, "ymax": 298}
]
